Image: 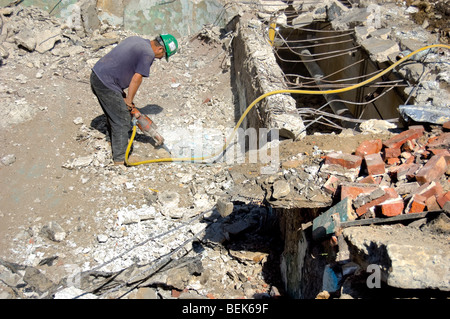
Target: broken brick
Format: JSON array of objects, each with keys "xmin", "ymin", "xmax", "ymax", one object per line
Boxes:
[
  {"xmin": 358, "ymin": 175, "xmax": 377, "ymax": 184},
  {"xmin": 415, "ymin": 155, "xmax": 448, "ymax": 184},
  {"xmin": 384, "ymin": 147, "xmax": 401, "ymax": 160},
  {"xmin": 405, "ymin": 194, "xmax": 426, "ymax": 214},
  {"xmin": 429, "ymin": 149, "xmax": 450, "ymax": 157},
  {"xmin": 324, "ymin": 152, "xmax": 362, "ymax": 169},
  {"xmin": 383, "ymin": 126, "xmax": 424, "ymax": 149},
  {"xmin": 356, "ymin": 187, "xmax": 399, "ymax": 216},
  {"xmin": 323, "ymin": 175, "xmax": 340, "ymax": 195},
  {"xmin": 386, "ymin": 157, "xmax": 401, "ymax": 166},
  {"xmin": 437, "ymin": 191, "xmax": 450, "ymax": 209},
  {"xmin": 390, "ymin": 162, "xmax": 420, "ymax": 181},
  {"xmin": 379, "ymin": 198, "xmax": 404, "ymax": 217},
  {"xmin": 340, "ymin": 183, "xmax": 379, "ymax": 201},
  {"xmin": 395, "ymin": 182, "xmax": 420, "ymax": 196},
  {"xmin": 413, "ymin": 181, "xmax": 444, "ymax": 199},
  {"xmin": 427, "ymin": 132, "xmax": 450, "ymax": 148},
  {"xmin": 353, "ymin": 187, "xmax": 385, "ymax": 208},
  {"xmin": 364, "ymin": 153, "xmax": 385, "ymax": 176},
  {"xmin": 355, "ymin": 139, "xmax": 382, "ymax": 157},
  {"xmin": 425, "ymin": 195, "xmax": 441, "ymax": 211},
  {"xmin": 443, "ymin": 121, "xmax": 450, "ymax": 131}
]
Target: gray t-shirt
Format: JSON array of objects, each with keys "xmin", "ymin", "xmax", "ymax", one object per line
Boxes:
[{"xmin": 92, "ymin": 36, "xmax": 155, "ymax": 93}]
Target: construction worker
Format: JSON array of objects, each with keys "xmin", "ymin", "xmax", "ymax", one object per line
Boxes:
[{"xmin": 90, "ymin": 34, "xmax": 178, "ymax": 165}]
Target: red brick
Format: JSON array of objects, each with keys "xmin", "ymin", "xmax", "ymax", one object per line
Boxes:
[
  {"xmin": 414, "ymin": 181, "xmax": 444, "ymax": 199},
  {"xmin": 429, "ymin": 149, "xmax": 450, "ymax": 157},
  {"xmin": 383, "ymin": 126, "xmax": 425, "ymax": 149},
  {"xmin": 172, "ymin": 289, "xmax": 181, "ymax": 298},
  {"xmin": 427, "ymin": 132, "xmax": 450, "ymax": 148},
  {"xmin": 323, "ymin": 175, "xmax": 340, "ymax": 195},
  {"xmin": 386, "ymin": 157, "xmax": 401, "ymax": 166},
  {"xmin": 364, "ymin": 153, "xmax": 385, "ymax": 176},
  {"xmin": 437, "ymin": 191, "xmax": 450, "ymax": 209},
  {"xmin": 358, "ymin": 175, "xmax": 377, "ymax": 184},
  {"xmin": 379, "ymin": 198, "xmax": 404, "ymax": 217},
  {"xmin": 340, "ymin": 183, "xmax": 379, "ymax": 201},
  {"xmin": 425, "ymin": 195, "xmax": 441, "ymax": 211},
  {"xmin": 355, "ymin": 139, "xmax": 382, "ymax": 157},
  {"xmin": 443, "ymin": 121, "xmax": 450, "ymax": 131},
  {"xmin": 391, "ymin": 162, "xmax": 420, "ymax": 181},
  {"xmin": 356, "ymin": 187, "xmax": 399, "ymax": 216},
  {"xmin": 324, "ymin": 152, "xmax": 362, "ymax": 169},
  {"xmin": 415, "ymin": 155, "xmax": 448, "ymax": 184},
  {"xmin": 384, "ymin": 147, "xmax": 401, "ymax": 159},
  {"xmin": 405, "ymin": 194, "xmax": 426, "ymax": 214}
]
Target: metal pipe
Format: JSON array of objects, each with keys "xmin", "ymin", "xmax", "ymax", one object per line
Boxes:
[{"xmin": 299, "ymin": 49, "xmax": 357, "ymax": 129}]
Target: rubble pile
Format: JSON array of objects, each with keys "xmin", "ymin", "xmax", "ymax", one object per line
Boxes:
[
  {"xmin": 318, "ymin": 123, "xmax": 449, "ymax": 224},
  {"xmin": 309, "ymin": 122, "xmax": 450, "ymax": 297}
]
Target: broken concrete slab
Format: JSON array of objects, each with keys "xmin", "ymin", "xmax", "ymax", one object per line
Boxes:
[
  {"xmin": 399, "ymin": 104, "xmax": 450, "ymax": 125},
  {"xmin": 360, "ymin": 37, "xmax": 400, "ymax": 63},
  {"xmin": 343, "ymin": 225, "xmax": 450, "ymax": 291}
]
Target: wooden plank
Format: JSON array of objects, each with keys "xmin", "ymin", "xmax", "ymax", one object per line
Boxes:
[{"xmin": 340, "ymin": 210, "xmax": 444, "ymax": 228}]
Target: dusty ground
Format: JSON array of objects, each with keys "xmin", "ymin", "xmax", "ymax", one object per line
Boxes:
[{"xmin": 408, "ymin": 0, "xmax": 450, "ymax": 43}]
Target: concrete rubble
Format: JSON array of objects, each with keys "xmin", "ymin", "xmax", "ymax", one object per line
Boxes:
[{"xmin": 0, "ymin": 0, "xmax": 449, "ymax": 300}]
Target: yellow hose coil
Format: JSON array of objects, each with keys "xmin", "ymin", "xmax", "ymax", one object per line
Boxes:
[{"xmin": 125, "ymin": 44, "xmax": 450, "ymax": 166}]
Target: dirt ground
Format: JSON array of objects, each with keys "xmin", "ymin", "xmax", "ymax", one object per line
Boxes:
[{"xmin": 408, "ymin": 0, "xmax": 450, "ymax": 43}]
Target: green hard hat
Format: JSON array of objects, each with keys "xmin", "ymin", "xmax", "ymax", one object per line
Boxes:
[{"xmin": 160, "ymin": 34, "xmax": 178, "ymax": 61}]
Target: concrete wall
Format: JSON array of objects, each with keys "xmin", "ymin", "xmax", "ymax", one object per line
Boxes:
[
  {"xmin": 278, "ymin": 208, "xmax": 326, "ymax": 299},
  {"xmin": 1, "ymin": 0, "xmax": 231, "ymax": 38},
  {"xmin": 232, "ymin": 15, "xmax": 306, "ymax": 140}
]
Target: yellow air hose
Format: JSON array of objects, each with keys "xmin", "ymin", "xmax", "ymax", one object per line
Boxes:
[{"xmin": 125, "ymin": 44, "xmax": 450, "ymax": 166}]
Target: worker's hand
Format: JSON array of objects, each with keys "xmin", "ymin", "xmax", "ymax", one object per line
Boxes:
[{"xmin": 124, "ymin": 99, "xmax": 134, "ymax": 109}]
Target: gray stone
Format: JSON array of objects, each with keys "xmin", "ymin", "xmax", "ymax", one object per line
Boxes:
[
  {"xmin": 14, "ymin": 30, "xmax": 36, "ymax": 51},
  {"xmin": 97, "ymin": 234, "xmax": 108, "ymax": 243},
  {"xmin": 41, "ymin": 222, "xmax": 66, "ymax": 242},
  {"xmin": 0, "ymin": 266, "xmax": 22, "ymax": 287},
  {"xmin": 23, "ymin": 267, "xmax": 55, "ymax": 293},
  {"xmin": 1, "ymin": 154, "xmax": 16, "ymax": 166},
  {"xmin": 36, "ymin": 29, "xmax": 61, "ymax": 53},
  {"xmin": 272, "ymin": 180, "xmax": 290, "ymax": 199},
  {"xmin": 216, "ymin": 198, "xmax": 233, "ymax": 217},
  {"xmin": 79, "ymin": 0, "xmax": 101, "ymax": 34}
]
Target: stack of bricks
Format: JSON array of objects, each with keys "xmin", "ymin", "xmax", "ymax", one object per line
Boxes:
[{"xmin": 322, "ymin": 123, "xmax": 450, "ymax": 219}]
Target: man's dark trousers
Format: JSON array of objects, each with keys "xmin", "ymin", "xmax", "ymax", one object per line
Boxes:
[{"xmin": 90, "ymin": 71, "xmax": 131, "ymax": 162}]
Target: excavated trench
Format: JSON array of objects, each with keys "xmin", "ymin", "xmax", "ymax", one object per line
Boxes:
[{"xmin": 275, "ymin": 21, "xmax": 407, "ymax": 132}]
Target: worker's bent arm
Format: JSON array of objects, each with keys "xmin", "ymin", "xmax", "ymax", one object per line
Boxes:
[{"xmin": 124, "ymin": 73, "xmax": 143, "ymax": 107}]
